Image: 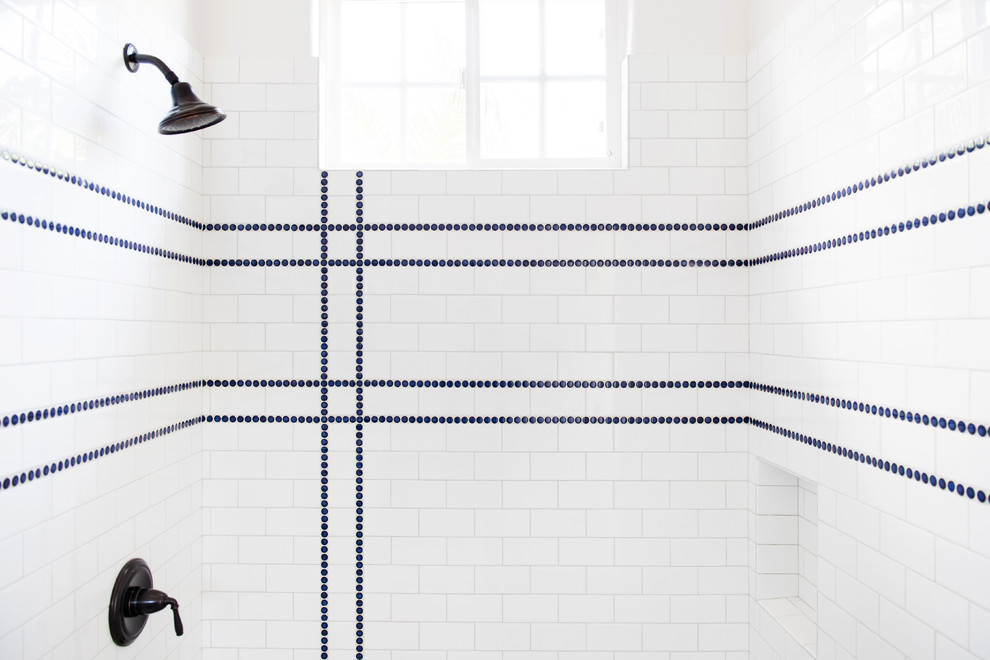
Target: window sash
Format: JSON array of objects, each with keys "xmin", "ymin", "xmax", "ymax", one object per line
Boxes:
[{"xmin": 322, "ymin": 0, "xmax": 621, "ymax": 169}]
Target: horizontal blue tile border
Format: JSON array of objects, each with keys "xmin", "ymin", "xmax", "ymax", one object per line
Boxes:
[
  {"xmin": 207, "ymin": 379, "xmax": 320, "ymax": 387},
  {"xmin": 344, "ymin": 414, "xmax": 747, "ymax": 424},
  {"xmin": 750, "ymin": 381, "xmax": 988, "ymax": 437},
  {"xmin": 751, "ymin": 134, "xmax": 988, "ymax": 230},
  {"xmin": 206, "ymin": 258, "xmax": 321, "ymax": 266},
  {"xmin": 205, "ymin": 223, "xmax": 322, "ymax": 231},
  {"xmin": 4, "ymin": 378, "xmax": 985, "ymax": 438},
  {"xmin": 324, "ymin": 222, "xmax": 749, "ymax": 232},
  {"xmin": 0, "ymin": 417, "xmax": 204, "ymax": 492},
  {"xmin": 1, "ymin": 381, "xmax": 203, "ymax": 429},
  {"xmin": 753, "ymin": 200, "xmax": 988, "ymax": 266},
  {"xmin": 751, "ymin": 417, "xmax": 988, "ymax": 503},
  {"xmin": 356, "ymin": 379, "xmax": 747, "ymax": 389},
  {"xmin": 1, "ymin": 209, "xmax": 203, "ymax": 264},
  {"xmin": 5, "ymin": 411, "xmax": 985, "ymax": 509},
  {"xmin": 330, "ymin": 258, "xmax": 748, "ymax": 267},
  {"xmin": 2, "ymin": 148, "xmax": 202, "ymax": 229}
]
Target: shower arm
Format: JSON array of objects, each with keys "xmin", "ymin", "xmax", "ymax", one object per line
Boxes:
[{"xmin": 123, "ymin": 45, "xmax": 180, "ymax": 86}]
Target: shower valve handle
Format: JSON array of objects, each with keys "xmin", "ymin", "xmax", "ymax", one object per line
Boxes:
[
  {"xmin": 128, "ymin": 588, "xmax": 183, "ymax": 636},
  {"xmin": 109, "ymin": 558, "xmax": 183, "ymax": 646},
  {"xmin": 170, "ymin": 598, "xmax": 184, "ymax": 636}
]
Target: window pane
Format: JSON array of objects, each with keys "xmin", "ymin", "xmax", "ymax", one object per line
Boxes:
[
  {"xmin": 480, "ymin": 0, "xmax": 540, "ymax": 77},
  {"xmin": 406, "ymin": 87, "xmax": 466, "ymax": 163},
  {"xmin": 481, "ymin": 82, "xmax": 540, "ymax": 159},
  {"xmin": 545, "ymin": 81, "xmax": 606, "ymax": 158},
  {"xmin": 406, "ymin": 2, "xmax": 465, "ymax": 83},
  {"xmin": 340, "ymin": 88, "xmax": 402, "ymax": 163},
  {"xmin": 545, "ymin": 0, "xmax": 605, "ymax": 76},
  {"xmin": 340, "ymin": 2, "xmax": 401, "ymax": 83}
]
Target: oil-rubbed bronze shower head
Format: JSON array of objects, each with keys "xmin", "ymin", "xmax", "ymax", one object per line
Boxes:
[{"xmin": 123, "ymin": 43, "xmax": 226, "ymax": 135}]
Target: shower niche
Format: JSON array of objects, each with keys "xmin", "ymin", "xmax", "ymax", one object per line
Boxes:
[{"xmin": 752, "ymin": 459, "xmax": 819, "ymax": 658}]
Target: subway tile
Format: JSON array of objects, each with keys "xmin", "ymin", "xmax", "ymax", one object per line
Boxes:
[{"xmin": 670, "ymin": 54, "xmax": 725, "ymax": 81}]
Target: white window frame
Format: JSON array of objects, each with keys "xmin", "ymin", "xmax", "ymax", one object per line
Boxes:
[{"xmin": 320, "ymin": 0, "xmax": 623, "ymax": 169}]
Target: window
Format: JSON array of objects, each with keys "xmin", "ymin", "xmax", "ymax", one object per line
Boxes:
[{"xmin": 321, "ymin": 0, "xmax": 620, "ymax": 168}]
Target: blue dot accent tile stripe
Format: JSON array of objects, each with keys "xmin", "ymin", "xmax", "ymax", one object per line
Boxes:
[
  {"xmin": 1, "ymin": 209, "xmax": 204, "ymax": 264},
  {"xmin": 204, "ymin": 223, "xmax": 322, "ymax": 232},
  {"xmin": 205, "ymin": 258, "xmax": 320, "ymax": 267},
  {"xmin": 206, "ymin": 415, "xmax": 320, "ymax": 423},
  {"xmin": 0, "ymin": 381, "xmax": 203, "ymax": 429},
  {"xmin": 0, "ymin": 416, "xmax": 204, "ymax": 493},
  {"xmin": 750, "ymin": 417, "xmax": 988, "ymax": 505},
  {"xmin": 321, "ymin": 258, "xmax": 748, "ymax": 268},
  {"xmin": 325, "ymin": 222, "xmax": 749, "ymax": 232},
  {"xmin": 359, "ymin": 379, "xmax": 747, "ymax": 390},
  {"xmin": 353, "ymin": 171, "xmax": 365, "ymax": 660},
  {"xmin": 361, "ymin": 414, "xmax": 748, "ymax": 425},
  {"xmin": 751, "ymin": 133, "xmax": 988, "ymax": 230},
  {"xmin": 249, "ymin": 378, "xmax": 983, "ymax": 437},
  {"xmin": 319, "ymin": 414, "xmax": 748, "ymax": 425},
  {"xmin": 752, "ymin": 198, "xmax": 989, "ymax": 267},
  {"xmin": 206, "ymin": 379, "xmax": 320, "ymax": 388},
  {"xmin": 319, "ymin": 171, "xmax": 331, "ymax": 660},
  {"xmin": 750, "ymin": 382, "xmax": 989, "ymax": 437},
  {"xmin": 2, "ymin": 148, "xmax": 203, "ymax": 229}
]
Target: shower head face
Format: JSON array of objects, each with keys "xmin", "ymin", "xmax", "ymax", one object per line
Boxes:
[
  {"xmin": 123, "ymin": 45, "xmax": 226, "ymax": 135},
  {"xmin": 158, "ymin": 82, "xmax": 227, "ymax": 135}
]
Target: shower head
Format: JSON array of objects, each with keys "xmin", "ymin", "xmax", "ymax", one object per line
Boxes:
[{"xmin": 123, "ymin": 43, "xmax": 226, "ymax": 135}]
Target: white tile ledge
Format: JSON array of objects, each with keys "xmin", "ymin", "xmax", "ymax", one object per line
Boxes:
[{"xmin": 758, "ymin": 596, "xmax": 817, "ymax": 658}]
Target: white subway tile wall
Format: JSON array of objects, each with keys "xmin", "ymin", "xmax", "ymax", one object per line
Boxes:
[
  {"xmin": 3, "ymin": 2, "xmax": 990, "ymax": 660},
  {"xmin": 748, "ymin": 1, "xmax": 990, "ymax": 660},
  {"xmin": 0, "ymin": 0, "xmax": 207, "ymax": 658},
  {"xmin": 199, "ymin": 53, "xmax": 323, "ymax": 659},
  {"xmin": 317, "ymin": 54, "xmax": 752, "ymax": 660}
]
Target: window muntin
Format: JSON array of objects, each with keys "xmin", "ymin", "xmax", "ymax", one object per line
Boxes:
[{"xmin": 325, "ymin": 0, "xmax": 618, "ymax": 169}]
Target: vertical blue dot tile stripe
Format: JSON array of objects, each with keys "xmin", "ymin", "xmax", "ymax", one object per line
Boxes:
[
  {"xmin": 319, "ymin": 171, "xmax": 331, "ymax": 659},
  {"xmin": 353, "ymin": 171, "xmax": 365, "ymax": 660},
  {"xmin": 2, "ymin": 148, "xmax": 203, "ymax": 229}
]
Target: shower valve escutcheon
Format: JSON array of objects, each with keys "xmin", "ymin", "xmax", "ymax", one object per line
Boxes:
[{"xmin": 109, "ymin": 558, "xmax": 183, "ymax": 646}]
